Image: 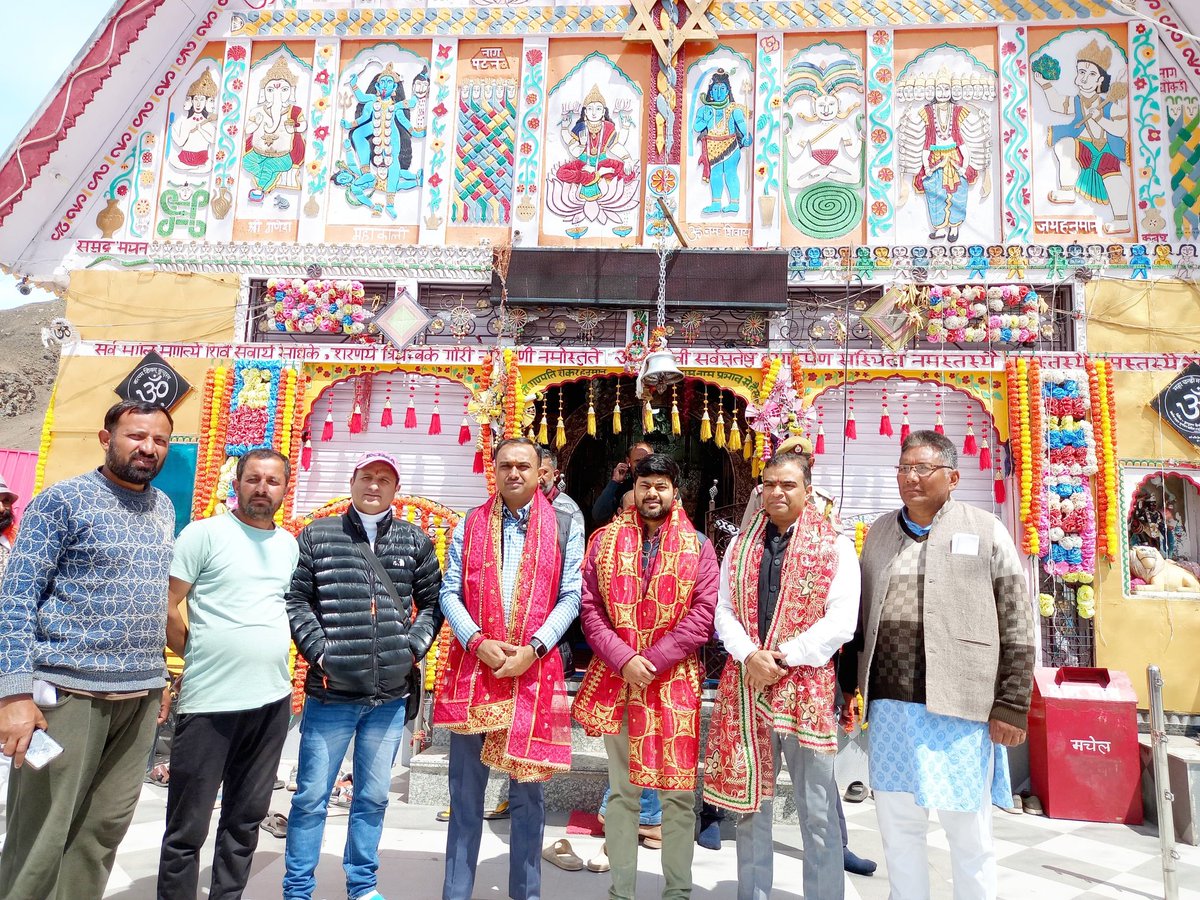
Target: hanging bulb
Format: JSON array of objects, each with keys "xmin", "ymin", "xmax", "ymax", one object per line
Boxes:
[
  {"xmin": 587, "ymin": 402, "xmax": 597, "ymax": 437},
  {"xmin": 727, "ymin": 417, "xmax": 742, "ymax": 452},
  {"xmin": 700, "ymin": 406, "xmax": 712, "ymax": 441},
  {"xmin": 381, "ymin": 396, "xmax": 394, "ymax": 428},
  {"xmin": 349, "ymin": 402, "xmax": 363, "ymax": 434},
  {"xmin": 301, "ymin": 438, "xmax": 313, "ymax": 470},
  {"xmin": 715, "ymin": 410, "xmax": 726, "ymax": 448}
]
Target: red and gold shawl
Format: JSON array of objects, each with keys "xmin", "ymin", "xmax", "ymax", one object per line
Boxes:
[
  {"xmin": 572, "ymin": 506, "xmax": 703, "ymax": 790},
  {"xmin": 434, "ymin": 491, "xmax": 572, "ymax": 782},
  {"xmin": 703, "ymin": 504, "xmax": 840, "ymax": 813}
]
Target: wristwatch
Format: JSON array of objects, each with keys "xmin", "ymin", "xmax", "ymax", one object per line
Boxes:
[{"xmin": 530, "ymin": 637, "xmax": 550, "ymax": 659}]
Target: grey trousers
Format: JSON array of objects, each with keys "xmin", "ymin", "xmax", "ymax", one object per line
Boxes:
[{"xmin": 734, "ymin": 732, "xmax": 844, "ymax": 900}]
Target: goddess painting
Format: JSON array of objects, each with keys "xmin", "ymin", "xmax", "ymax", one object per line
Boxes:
[
  {"xmin": 170, "ymin": 68, "xmax": 219, "ymax": 173},
  {"xmin": 545, "ymin": 83, "xmax": 640, "ymax": 237},
  {"xmin": 1032, "ymin": 37, "xmax": 1131, "ymax": 235}
]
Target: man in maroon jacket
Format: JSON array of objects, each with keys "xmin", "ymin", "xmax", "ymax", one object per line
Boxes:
[{"xmin": 573, "ymin": 453, "xmax": 719, "ymax": 900}]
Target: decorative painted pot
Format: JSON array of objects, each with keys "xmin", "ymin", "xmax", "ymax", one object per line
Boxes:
[
  {"xmin": 758, "ymin": 194, "xmax": 776, "ymax": 227},
  {"xmin": 96, "ymin": 198, "xmax": 125, "ymax": 238}
]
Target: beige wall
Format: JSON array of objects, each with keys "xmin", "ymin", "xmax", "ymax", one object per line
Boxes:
[{"xmin": 1085, "ymin": 279, "xmax": 1200, "ymax": 711}]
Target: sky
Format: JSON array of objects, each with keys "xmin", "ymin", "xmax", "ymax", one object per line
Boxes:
[{"xmin": 0, "ymin": 2, "xmax": 111, "ymax": 310}]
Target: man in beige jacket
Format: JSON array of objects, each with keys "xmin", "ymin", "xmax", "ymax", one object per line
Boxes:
[{"xmin": 843, "ymin": 430, "xmax": 1034, "ymax": 900}]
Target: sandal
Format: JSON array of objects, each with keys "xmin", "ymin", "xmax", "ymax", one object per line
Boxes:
[
  {"xmin": 587, "ymin": 841, "xmax": 610, "ymax": 873},
  {"xmin": 541, "ymin": 838, "xmax": 584, "ymax": 871},
  {"xmin": 261, "ymin": 812, "xmax": 288, "ymax": 838},
  {"xmin": 844, "ymin": 781, "xmax": 869, "ymax": 803},
  {"xmin": 639, "ymin": 824, "xmax": 663, "ymax": 849},
  {"xmin": 144, "ymin": 763, "xmax": 170, "ymax": 786},
  {"xmin": 484, "ymin": 799, "xmax": 510, "ymax": 820}
]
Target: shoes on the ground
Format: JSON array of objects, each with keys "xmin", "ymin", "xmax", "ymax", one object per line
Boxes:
[
  {"xmin": 697, "ymin": 819, "xmax": 721, "ymax": 850},
  {"xmin": 144, "ymin": 763, "xmax": 169, "ymax": 786},
  {"xmin": 638, "ymin": 824, "xmax": 662, "ymax": 849},
  {"xmin": 330, "ymin": 772, "xmax": 353, "ymax": 807},
  {"xmin": 1023, "ymin": 795, "xmax": 1045, "ymax": 816},
  {"xmin": 286, "ymin": 764, "xmax": 298, "ymax": 792},
  {"xmin": 843, "ymin": 781, "xmax": 869, "ymax": 803},
  {"xmin": 260, "ymin": 812, "xmax": 287, "ymax": 839},
  {"xmin": 1000, "ymin": 793, "xmax": 1024, "ymax": 815},
  {"xmin": 586, "ymin": 841, "xmax": 610, "ymax": 873},
  {"xmin": 541, "ymin": 838, "xmax": 584, "ymax": 871},
  {"xmin": 484, "ymin": 799, "xmax": 510, "ymax": 820},
  {"xmin": 843, "ymin": 847, "xmax": 877, "ymax": 876},
  {"xmin": 273, "ymin": 778, "xmax": 285, "ymax": 790},
  {"xmin": 436, "ymin": 807, "xmax": 451, "ymax": 822}
]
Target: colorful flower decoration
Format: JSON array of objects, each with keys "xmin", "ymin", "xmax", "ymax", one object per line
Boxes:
[
  {"xmin": 1087, "ymin": 359, "xmax": 1119, "ymax": 561},
  {"xmin": 264, "ymin": 278, "xmax": 370, "ymax": 335},
  {"xmin": 925, "ymin": 284, "xmax": 1041, "ymax": 344},
  {"xmin": 1039, "ymin": 368, "xmax": 1099, "ymax": 579}
]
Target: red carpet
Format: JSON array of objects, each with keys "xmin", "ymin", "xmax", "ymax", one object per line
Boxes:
[{"xmin": 565, "ymin": 810, "xmax": 603, "ymax": 835}]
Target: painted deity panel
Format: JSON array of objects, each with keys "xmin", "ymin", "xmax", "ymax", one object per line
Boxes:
[
  {"xmin": 894, "ymin": 41, "xmax": 999, "ymax": 248},
  {"xmin": 542, "ymin": 50, "xmax": 644, "ymax": 243},
  {"xmin": 450, "ymin": 41, "xmax": 519, "ymax": 231},
  {"xmin": 328, "ymin": 43, "xmax": 431, "ymax": 226},
  {"xmin": 1028, "ymin": 27, "xmax": 1134, "ymax": 239},
  {"xmin": 683, "ymin": 45, "xmax": 754, "ymax": 243},
  {"xmin": 157, "ymin": 55, "xmax": 222, "ymax": 239},
  {"xmin": 234, "ymin": 46, "xmax": 312, "ymax": 226},
  {"xmin": 781, "ymin": 40, "xmax": 866, "ymax": 242}
]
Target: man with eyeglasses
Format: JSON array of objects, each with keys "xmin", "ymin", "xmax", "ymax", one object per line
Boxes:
[
  {"xmin": 842, "ymin": 430, "xmax": 1034, "ymax": 900},
  {"xmin": 705, "ymin": 450, "xmax": 859, "ymax": 900}
]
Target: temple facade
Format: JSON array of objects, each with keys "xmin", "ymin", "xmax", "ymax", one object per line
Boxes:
[{"xmin": 1, "ymin": 0, "xmax": 1199, "ymax": 719}]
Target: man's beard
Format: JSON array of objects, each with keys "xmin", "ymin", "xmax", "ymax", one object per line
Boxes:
[
  {"xmin": 106, "ymin": 447, "xmax": 164, "ymax": 486},
  {"xmin": 0, "ymin": 510, "xmax": 12, "ymax": 533}
]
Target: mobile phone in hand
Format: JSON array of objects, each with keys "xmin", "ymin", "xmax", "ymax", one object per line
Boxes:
[{"xmin": 24, "ymin": 729, "xmax": 64, "ymax": 770}]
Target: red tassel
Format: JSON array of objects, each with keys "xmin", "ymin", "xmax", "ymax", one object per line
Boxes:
[
  {"xmin": 301, "ymin": 439, "xmax": 312, "ymax": 470},
  {"xmin": 380, "ymin": 398, "xmax": 393, "ymax": 428},
  {"xmin": 472, "ymin": 449, "xmax": 484, "ymax": 473},
  {"xmin": 979, "ymin": 440, "xmax": 991, "ymax": 470},
  {"xmin": 404, "ymin": 398, "xmax": 417, "ymax": 429},
  {"xmin": 320, "ymin": 412, "xmax": 333, "ymax": 441},
  {"xmin": 963, "ymin": 426, "xmax": 978, "ymax": 455},
  {"xmin": 349, "ymin": 403, "xmax": 363, "ymax": 434},
  {"xmin": 428, "ymin": 408, "xmax": 442, "ymax": 435},
  {"xmin": 879, "ymin": 410, "xmax": 893, "ymax": 437},
  {"xmin": 934, "ymin": 413, "xmax": 945, "ymax": 435},
  {"xmin": 900, "ymin": 420, "xmax": 910, "ymax": 444},
  {"xmin": 458, "ymin": 417, "xmax": 472, "ymax": 445},
  {"xmin": 993, "ymin": 471, "xmax": 1006, "ymax": 504},
  {"xmin": 815, "ymin": 426, "xmax": 826, "ymax": 455},
  {"xmin": 845, "ymin": 412, "xmax": 857, "ymax": 440}
]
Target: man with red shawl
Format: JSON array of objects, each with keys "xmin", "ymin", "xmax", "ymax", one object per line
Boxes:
[
  {"xmin": 573, "ymin": 453, "xmax": 719, "ymax": 900},
  {"xmin": 437, "ymin": 438, "xmax": 583, "ymax": 900},
  {"xmin": 704, "ymin": 451, "xmax": 860, "ymax": 900}
]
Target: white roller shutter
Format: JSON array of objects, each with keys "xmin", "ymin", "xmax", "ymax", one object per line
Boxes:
[
  {"xmin": 808, "ymin": 377, "xmax": 1010, "ymax": 526},
  {"xmin": 295, "ymin": 374, "xmax": 488, "ymax": 517}
]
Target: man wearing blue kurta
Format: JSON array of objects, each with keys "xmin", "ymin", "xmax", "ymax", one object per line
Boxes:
[{"xmin": 845, "ymin": 430, "xmax": 1035, "ymax": 900}]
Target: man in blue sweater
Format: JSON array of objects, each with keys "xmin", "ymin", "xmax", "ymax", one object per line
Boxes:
[{"xmin": 0, "ymin": 400, "xmax": 177, "ymax": 900}]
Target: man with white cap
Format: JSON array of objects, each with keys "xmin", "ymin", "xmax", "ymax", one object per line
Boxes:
[
  {"xmin": 284, "ymin": 451, "xmax": 444, "ymax": 900},
  {"xmin": 0, "ymin": 473, "xmax": 16, "ymax": 582}
]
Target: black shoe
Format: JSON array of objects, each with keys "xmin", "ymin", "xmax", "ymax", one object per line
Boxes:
[
  {"xmin": 844, "ymin": 848, "xmax": 877, "ymax": 876},
  {"xmin": 696, "ymin": 819, "xmax": 721, "ymax": 850}
]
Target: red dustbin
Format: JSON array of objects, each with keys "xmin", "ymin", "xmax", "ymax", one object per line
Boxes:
[{"xmin": 1028, "ymin": 666, "xmax": 1143, "ymax": 824}]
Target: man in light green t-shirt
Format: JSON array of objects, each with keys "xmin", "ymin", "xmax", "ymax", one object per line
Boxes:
[{"xmin": 157, "ymin": 448, "xmax": 299, "ymax": 899}]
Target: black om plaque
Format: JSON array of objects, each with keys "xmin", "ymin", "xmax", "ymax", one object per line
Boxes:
[
  {"xmin": 1150, "ymin": 362, "xmax": 1200, "ymax": 447},
  {"xmin": 115, "ymin": 351, "xmax": 191, "ymax": 411}
]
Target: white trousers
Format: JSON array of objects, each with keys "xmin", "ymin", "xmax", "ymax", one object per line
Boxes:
[{"xmin": 874, "ymin": 789, "xmax": 996, "ymax": 900}]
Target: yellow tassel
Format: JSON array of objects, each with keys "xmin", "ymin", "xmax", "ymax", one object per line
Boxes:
[
  {"xmin": 728, "ymin": 419, "xmax": 742, "ymax": 452},
  {"xmin": 743, "ymin": 430, "xmax": 754, "ymax": 459},
  {"xmin": 587, "ymin": 403, "xmax": 597, "ymax": 437},
  {"xmin": 537, "ymin": 415, "xmax": 548, "ymax": 445},
  {"xmin": 612, "ymin": 401, "xmax": 622, "ymax": 434},
  {"xmin": 671, "ymin": 401, "xmax": 681, "ymax": 435},
  {"xmin": 642, "ymin": 399, "xmax": 654, "ymax": 433},
  {"xmin": 555, "ymin": 415, "xmax": 567, "ymax": 448},
  {"xmin": 751, "ymin": 456, "xmax": 761, "ymax": 477},
  {"xmin": 715, "ymin": 411, "xmax": 727, "ymax": 448},
  {"xmin": 700, "ymin": 408, "xmax": 712, "ymax": 441}
]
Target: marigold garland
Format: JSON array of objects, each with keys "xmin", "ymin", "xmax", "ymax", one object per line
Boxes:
[
  {"xmin": 1098, "ymin": 360, "xmax": 1119, "ymax": 556},
  {"xmin": 201, "ymin": 370, "xmax": 234, "ymax": 518},
  {"xmin": 1026, "ymin": 358, "xmax": 1044, "ymax": 558},
  {"xmin": 1015, "ymin": 359, "xmax": 1036, "ymax": 555},
  {"xmin": 1085, "ymin": 359, "xmax": 1109, "ymax": 561},
  {"xmin": 854, "ymin": 521, "xmax": 868, "ymax": 557},
  {"xmin": 32, "ymin": 384, "xmax": 57, "ymax": 495},
  {"xmin": 191, "ymin": 369, "xmax": 217, "ymax": 518}
]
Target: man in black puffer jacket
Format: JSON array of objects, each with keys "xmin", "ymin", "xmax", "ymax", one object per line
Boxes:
[{"xmin": 283, "ymin": 451, "xmax": 443, "ymax": 900}]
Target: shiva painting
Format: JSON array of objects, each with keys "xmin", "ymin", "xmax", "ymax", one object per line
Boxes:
[
  {"xmin": 895, "ymin": 45, "xmax": 998, "ymax": 245},
  {"xmin": 782, "ymin": 41, "xmax": 865, "ymax": 240},
  {"xmin": 543, "ymin": 52, "xmax": 643, "ymax": 241},
  {"xmin": 237, "ymin": 47, "xmax": 311, "ymax": 213},
  {"xmin": 685, "ymin": 47, "xmax": 754, "ymax": 222},
  {"xmin": 330, "ymin": 44, "xmax": 430, "ymax": 223},
  {"xmin": 1029, "ymin": 28, "xmax": 1133, "ymax": 236}
]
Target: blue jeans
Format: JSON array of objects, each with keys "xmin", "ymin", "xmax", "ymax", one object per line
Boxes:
[
  {"xmin": 283, "ymin": 696, "xmax": 408, "ymax": 900},
  {"xmin": 599, "ymin": 785, "xmax": 663, "ymax": 826},
  {"xmin": 443, "ymin": 732, "xmax": 545, "ymax": 900}
]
